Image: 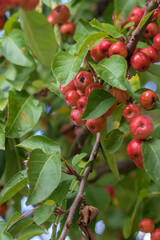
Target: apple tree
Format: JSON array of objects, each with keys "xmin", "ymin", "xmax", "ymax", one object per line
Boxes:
[{"xmin": 0, "ymin": 0, "xmax": 160, "ymax": 239}]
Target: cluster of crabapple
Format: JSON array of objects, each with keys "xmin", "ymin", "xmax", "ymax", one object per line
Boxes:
[
  {"xmin": 90, "ymin": 6, "xmax": 160, "ymax": 73},
  {"xmin": 125, "ymin": 90, "xmax": 157, "ymax": 168},
  {"xmin": 0, "ymin": 0, "xmax": 39, "ymax": 14},
  {"xmin": 60, "ymin": 71, "xmax": 131, "ymax": 133},
  {"xmin": 139, "ymin": 218, "xmax": 160, "ymax": 240},
  {"xmin": 47, "ymin": 4, "xmax": 76, "ymax": 38}
]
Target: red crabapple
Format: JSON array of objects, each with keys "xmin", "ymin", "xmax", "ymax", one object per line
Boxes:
[
  {"xmin": 127, "ymin": 139, "xmax": 143, "ymax": 168},
  {"xmin": 70, "ymin": 108, "xmax": 86, "ymax": 126},
  {"xmin": 65, "ymin": 90, "xmax": 80, "ymax": 107},
  {"xmin": 139, "ymin": 218, "xmax": 155, "ymax": 233},
  {"xmin": 74, "ymin": 71, "xmax": 94, "ymax": 92},
  {"xmin": 139, "ymin": 90, "xmax": 158, "ymax": 110},
  {"xmin": 123, "ymin": 104, "xmax": 142, "ymax": 123},
  {"xmin": 86, "ymin": 116, "xmax": 107, "ymax": 133},
  {"xmin": 129, "ymin": 116, "xmax": 154, "ymax": 140},
  {"xmin": 130, "ymin": 52, "xmax": 150, "ymax": 72}
]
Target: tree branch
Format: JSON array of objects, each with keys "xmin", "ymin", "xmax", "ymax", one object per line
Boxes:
[
  {"xmin": 127, "ymin": 0, "xmax": 158, "ymax": 58},
  {"xmin": 88, "ymin": 159, "xmax": 137, "ymax": 183},
  {"xmin": 68, "ymin": 125, "xmax": 91, "ymax": 159},
  {"xmin": 59, "ymin": 133, "xmax": 101, "ymax": 240}
]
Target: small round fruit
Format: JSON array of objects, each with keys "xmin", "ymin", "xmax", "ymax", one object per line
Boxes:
[
  {"xmin": 143, "ymin": 22, "xmax": 159, "ymax": 38},
  {"xmin": 127, "ymin": 139, "xmax": 143, "ymax": 168},
  {"xmin": 128, "ymin": 7, "xmax": 144, "ymax": 25},
  {"xmin": 47, "ymin": 14, "xmax": 56, "ymax": 26},
  {"xmin": 99, "ymin": 40, "xmax": 112, "ymax": 57},
  {"xmin": 123, "ymin": 104, "xmax": 142, "ymax": 123},
  {"xmin": 140, "ymin": 46, "xmax": 158, "ymax": 63},
  {"xmin": 139, "ymin": 218, "xmax": 155, "ymax": 233},
  {"xmin": 77, "ymin": 96, "xmax": 88, "ymax": 113},
  {"xmin": 70, "ymin": 108, "xmax": 86, "ymax": 126},
  {"xmin": 151, "ymin": 229, "xmax": 160, "ymax": 240},
  {"xmin": 153, "ymin": 33, "xmax": 160, "ymax": 51},
  {"xmin": 60, "ymin": 22, "xmax": 76, "ymax": 37},
  {"xmin": 85, "ymin": 83, "xmax": 103, "ymax": 97},
  {"xmin": 21, "ymin": 0, "xmax": 39, "ymax": 10},
  {"xmin": 130, "ymin": 52, "xmax": 150, "ymax": 72},
  {"xmin": 65, "ymin": 90, "xmax": 80, "ymax": 107},
  {"xmin": 152, "ymin": 7, "xmax": 160, "ymax": 19},
  {"xmin": 109, "ymin": 87, "xmax": 130, "ymax": 104},
  {"xmin": 90, "ymin": 44, "xmax": 105, "ymax": 63},
  {"xmin": 129, "ymin": 116, "xmax": 154, "ymax": 140},
  {"xmin": 140, "ymin": 90, "xmax": 158, "ymax": 110},
  {"xmin": 51, "ymin": 5, "xmax": 70, "ymax": 24},
  {"xmin": 60, "ymin": 80, "xmax": 76, "ymax": 95},
  {"xmin": 108, "ymin": 41, "xmax": 128, "ymax": 58},
  {"xmin": 86, "ymin": 116, "xmax": 107, "ymax": 133},
  {"xmin": 74, "ymin": 71, "xmax": 94, "ymax": 92}
]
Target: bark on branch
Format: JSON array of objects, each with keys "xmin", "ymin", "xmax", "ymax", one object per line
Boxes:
[
  {"xmin": 127, "ymin": 0, "xmax": 159, "ymax": 58},
  {"xmin": 59, "ymin": 133, "xmax": 101, "ymax": 240}
]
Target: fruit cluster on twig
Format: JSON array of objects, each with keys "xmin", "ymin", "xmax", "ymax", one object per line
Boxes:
[{"xmin": 47, "ymin": 5, "xmax": 76, "ymax": 38}]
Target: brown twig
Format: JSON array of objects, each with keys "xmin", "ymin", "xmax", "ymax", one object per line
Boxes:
[
  {"xmin": 88, "ymin": 159, "xmax": 137, "ymax": 183},
  {"xmin": 59, "ymin": 133, "xmax": 101, "ymax": 240},
  {"xmin": 127, "ymin": 0, "xmax": 158, "ymax": 58},
  {"xmin": 68, "ymin": 125, "xmax": 91, "ymax": 159}
]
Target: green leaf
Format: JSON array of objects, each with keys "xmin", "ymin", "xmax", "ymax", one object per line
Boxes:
[
  {"xmin": 76, "ymin": 32, "xmax": 107, "ymax": 55},
  {"xmin": 4, "ymin": 139, "xmax": 22, "ymax": 182},
  {"xmin": 17, "ymin": 135, "xmax": 60, "ymax": 154},
  {"xmin": 34, "ymin": 203, "xmax": 55, "ymax": 225},
  {"xmin": 72, "ymin": 153, "xmax": 87, "ymax": 167},
  {"xmin": 119, "ymin": 117, "xmax": 130, "ymax": 133},
  {"xmin": 105, "ymin": 129, "xmax": 124, "ymax": 154},
  {"xmin": 8, "ymin": 67, "xmax": 35, "ymax": 91},
  {"xmin": 114, "ymin": 0, "xmax": 137, "ymax": 19},
  {"xmin": 101, "ymin": 127, "xmax": 120, "ymax": 179},
  {"xmin": 103, "ymin": 1, "xmax": 114, "ymax": 24},
  {"xmin": 90, "ymin": 19, "xmax": 123, "ymax": 38},
  {"xmin": 0, "ymin": 170, "xmax": 28, "ymax": 205},
  {"xmin": 137, "ymin": 41, "xmax": 148, "ymax": 48},
  {"xmin": 0, "ymin": 91, "xmax": 8, "ymax": 111},
  {"xmin": 8, "ymin": 218, "xmax": 33, "ymax": 237},
  {"xmin": 5, "ymin": 91, "xmax": 42, "ymax": 138},
  {"xmin": 113, "ymin": 103, "xmax": 126, "ymax": 122},
  {"xmin": 142, "ymin": 139, "xmax": 160, "ymax": 186},
  {"xmin": 0, "ymin": 233, "xmax": 13, "ymax": 240},
  {"xmin": 152, "ymin": 124, "xmax": 160, "ymax": 139},
  {"xmin": 17, "ymin": 225, "xmax": 45, "ymax": 240},
  {"xmin": 49, "ymin": 180, "xmax": 71, "ymax": 206},
  {"xmin": 123, "ymin": 189, "xmax": 149, "ymax": 238},
  {"xmin": 90, "ymin": 55, "xmax": 127, "ymax": 90},
  {"xmin": 52, "ymin": 46, "xmax": 88, "ymax": 87},
  {"xmin": 127, "ymin": 74, "xmax": 140, "ymax": 94},
  {"xmin": 140, "ymin": 10, "xmax": 155, "ymax": 29},
  {"xmin": 82, "ymin": 89, "xmax": 116, "ymax": 120},
  {"xmin": 0, "ymin": 222, "xmax": 8, "ymax": 233},
  {"xmin": 1, "ymin": 29, "xmax": 34, "ymax": 67},
  {"xmin": 20, "ymin": 10, "xmax": 57, "ymax": 69},
  {"xmin": 5, "ymin": 212, "xmax": 21, "ymax": 231},
  {"xmin": 0, "ymin": 123, "xmax": 5, "ymax": 150},
  {"xmin": 3, "ymin": 13, "xmax": 19, "ymax": 36},
  {"xmin": 27, "ymin": 149, "xmax": 61, "ymax": 205}
]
